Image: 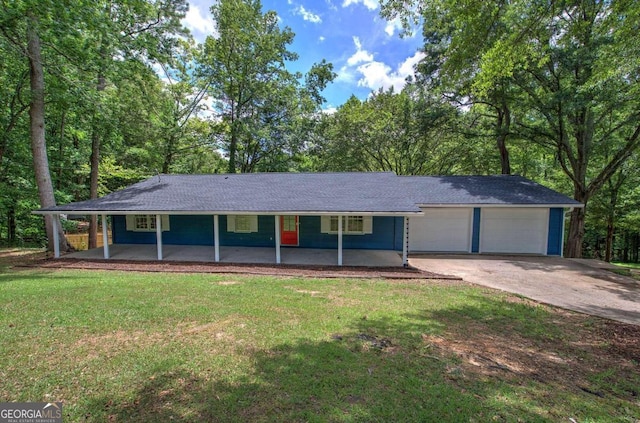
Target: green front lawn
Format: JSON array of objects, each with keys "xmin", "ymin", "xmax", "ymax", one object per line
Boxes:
[
  {"xmin": 1, "ymin": 265, "xmax": 638, "ymax": 422},
  {"xmin": 613, "ymin": 262, "xmax": 640, "ymax": 270}
]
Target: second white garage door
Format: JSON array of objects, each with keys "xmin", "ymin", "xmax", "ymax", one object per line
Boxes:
[
  {"xmin": 480, "ymin": 208, "xmax": 549, "ymax": 254},
  {"xmin": 409, "ymin": 208, "xmax": 472, "ymax": 252}
]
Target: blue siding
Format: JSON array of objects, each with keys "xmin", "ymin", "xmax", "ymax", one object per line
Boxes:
[
  {"xmin": 471, "ymin": 208, "xmax": 481, "ymax": 253},
  {"xmin": 112, "ymin": 214, "xmax": 400, "ymax": 250},
  {"xmin": 112, "ymin": 215, "xmax": 214, "ymax": 245},
  {"xmin": 112, "ymin": 215, "xmax": 156, "ymax": 244},
  {"xmin": 547, "ymin": 208, "xmax": 564, "ymax": 256},
  {"xmin": 219, "ymin": 215, "xmax": 276, "ymax": 247},
  {"xmin": 393, "ymin": 217, "xmax": 404, "ymax": 251},
  {"xmin": 298, "ymin": 216, "xmax": 400, "ymax": 250},
  {"xmin": 165, "ymin": 215, "xmax": 213, "ymax": 245}
]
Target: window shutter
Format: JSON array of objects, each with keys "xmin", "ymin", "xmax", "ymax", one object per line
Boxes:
[
  {"xmin": 161, "ymin": 215, "xmax": 170, "ymax": 231},
  {"xmin": 125, "ymin": 215, "xmax": 135, "ymax": 231},
  {"xmin": 363, "ymin": 216, "xmax": 373, "ymax": 234},
  {"xmin": 227, "ymin": 215, "xmax": 235, "ymax": 232},
  {"xmin": 249, "ymin": 215, "xmax": 258, "ymax": 233},
  {"xmin": 320, "ymin": 216, "xmax": 331, "ymax": 233}
]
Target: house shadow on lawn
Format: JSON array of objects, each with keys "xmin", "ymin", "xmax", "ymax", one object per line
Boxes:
[{"xmin": 83, "ymin": 294, "xmax": 639, "ymax": 422}]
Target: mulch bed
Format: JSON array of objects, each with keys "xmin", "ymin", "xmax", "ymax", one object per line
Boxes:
[{"xmin": 26, "ymin": 257, "xmax": 461, "ymax": 280}]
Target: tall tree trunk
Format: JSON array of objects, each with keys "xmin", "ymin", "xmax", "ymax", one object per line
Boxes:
[
  {"xmin": 88, "ymin": 71, "xmax": 107, "ymax": 249},
  {"xmin": 604, "ymin": 177, "xmax": 624, "ymax": 262},
  {"xmin": 605, "ymin": 224, "xmax": 614, "ymax": 262},
  {"xmin": 496, "ymin": 104, "xmax": 511, "ymax": 175},
  {"xmin": 56, "ymin": 110, "xmax": 66, "ymax": 189},
  {"xmin": 26, "ymin": 13, "xmax": 67, "ymax": 253},
  {"xmin": 8, "ymin": 206, "xmax": 16, "ymax": 245},
  {"xmin": 565, "ymin": 186, "xmax": 587, "ymax": 258},
  {"xmin": 162, "ymin": 134, "xmax": 176, "ymax": 174},
  {"xmin": 228, "ymin": 126, "xmax": 237, "ymax": 173}
]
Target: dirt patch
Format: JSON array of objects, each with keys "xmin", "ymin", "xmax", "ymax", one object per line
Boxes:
[
  {"xmin": 217, "ymin": 280, "xmax": 242, "ymax": 286},
  {"xmin": 285, "ymin": 286, "xmax": 323, "ymax": 296},
  {"xmin": 597, "ymin": 321, "xmax": 640, "ymax": 361},
  {"xmin": 27, "ymin": 257, "xmax": 459, "ymax": 280},
  {"xmin": 72, "ymin": 317, "xmax": 249, "ymax": 360},
  {"xmin": 421, "ymin": 302, "xmax": 640, "ymax": 399},
  {"xmin": 0, "ymin": 249, "xmax": 49, "ymax": 267}
]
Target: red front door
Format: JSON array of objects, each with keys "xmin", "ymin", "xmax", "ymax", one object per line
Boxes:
[{"xmin": 280, "ymin": 215, "xmax": 299, "ymax": 246}]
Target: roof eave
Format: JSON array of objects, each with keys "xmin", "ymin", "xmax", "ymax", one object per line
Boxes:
[
  {"xmin": 33, "ymin": 210, "xmax": 423, "ymax": 216},
  {"xmin": 415, "ymin": 203, "xmax": 584, "ymax": 208}
]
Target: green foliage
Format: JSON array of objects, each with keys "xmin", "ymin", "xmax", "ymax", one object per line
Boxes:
[
  {"xmin": 314, "ymin": 87, "xmax": 479, "ymax": 175},
  {"xmin": 381, "ymin": 0, "xmax": 640, "ymax": 257},
  {"xmin": 198, "ymin": 0, "xmax": 335, "ymax": 173}
]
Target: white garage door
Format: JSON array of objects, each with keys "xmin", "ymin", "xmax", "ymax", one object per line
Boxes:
[
  {"xmin": 480, "ymin": 208, "xmax": 548, "ymax": 254},
  {"xmin": 409, "ymin": 208, "xmax": 472, "ymax": 252}
]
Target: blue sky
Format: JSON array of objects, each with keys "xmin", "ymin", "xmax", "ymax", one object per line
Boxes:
[{"xmin": 183, "ymin": 0, "xmax": 425, "ymax": 111}]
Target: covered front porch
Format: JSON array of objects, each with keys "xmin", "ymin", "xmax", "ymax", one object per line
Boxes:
[{"xmin": 66, "ymin": 244, "xmax": 404, "ymax": 267}]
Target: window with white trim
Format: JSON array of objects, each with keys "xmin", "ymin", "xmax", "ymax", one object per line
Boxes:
[
  {"xmin": 136, "ymin": 215, "xmax": 155, "ymax": 230},
  {"xmin": 227, "ymin": 215, "xmax": 258, "ymax": 233},
  {"xmin": 125, "ymin": 215, "xmax": 170, "ymax": 232},
  {"xmin": 235, "ymin": 215, "xmax": 252, "ymax": 233},
  {"xmin": 322, "ymin": 216, "xmax": 372, "ymax": 235}
]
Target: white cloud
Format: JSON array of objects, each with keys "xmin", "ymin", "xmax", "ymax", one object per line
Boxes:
[
  {"xmin": 319, "ymin": 36, "xmax": 326, "ymax": 42},
  {"xmin": 336, "ymin": 65, "xmax": 357, "ymax": 84},
  {"xmin": 295, "ymin": 5, "xmax": 322, "ymax": 23},
  {"xmin": 356, "ymin": 51, "xmax": 426, "ymax": 92},
  {"xmin": 322, "ymin": 105, "xmax": 338, "ymax": 114},
  {"xmin": 325, "ymin": 0, "xmax": 339, "ymax": 11},
  {"xmin": 183, "ymin": 5, "xmax": 217, "ymax": 42},
  {"xmin": 384, "ymin": 17, "xmax": 403, "ymax": 37},
  {"xmin": 342, "ymin": 0, "xmax": 378, "ymax": 10},
  {"xmin": 346, "ymin": 36, "xmax": 373, "ymax": 66}
]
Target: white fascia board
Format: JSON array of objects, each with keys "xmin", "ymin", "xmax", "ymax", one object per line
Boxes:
[
  {"xmin": 34, "ymin": 210, "xmax": 423, "ymax": 216},
  {"xmin": 416, "ymin": 203, "xmax": 584, "ymax": 209}
]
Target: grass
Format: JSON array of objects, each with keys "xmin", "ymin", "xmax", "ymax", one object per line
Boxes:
[
  {"xmin": 613, "ymin": 262, "xmax": 640, "ymax": 270},
  {"xmin": 611, "ymin": 262, "xmax": 640, "ymax": 281},
  {"xmin": 1, "ymin": 257, "xmax": 639, "ymax": 421}
]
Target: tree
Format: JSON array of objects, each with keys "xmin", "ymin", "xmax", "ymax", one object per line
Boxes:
[
  {"xmin": 381, "ymin": 0, "xmax": 640, "ymax": 257},
  {"xmin": 1, "ymin": 1, "xmax": 71, "ymax": 252},
  {"xmin": 199, "ymin": 0, "xmax": 334, "ymax": 173},
  {"xmin": 0, "ymin": 0, "xmax": 188, "ymax": 251},
  {"xmin": 85, "ymin": 0, "xmax": 188, "ymax": 248},
  {"xmin": 315, "ymin": 86, "xmax": 479, "ymax": 175}
]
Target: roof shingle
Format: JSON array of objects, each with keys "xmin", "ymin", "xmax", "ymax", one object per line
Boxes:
[{"xmin": 36, "ymin": 172, "xmax": 581, "ymax": 214}]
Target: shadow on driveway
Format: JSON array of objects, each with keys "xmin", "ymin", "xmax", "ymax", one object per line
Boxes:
[{"xmin": 410, "ymin": 255, "xmax": 640, "ymax": 325}]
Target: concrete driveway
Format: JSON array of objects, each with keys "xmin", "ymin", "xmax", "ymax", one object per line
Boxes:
[{"xmin": 410, "ymin": 255, "xmax": 640, "ymax": 325}]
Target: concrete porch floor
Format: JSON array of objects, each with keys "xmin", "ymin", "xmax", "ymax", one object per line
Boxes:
[{"xmin": 65, "ymin": 244, "xmax": 404, "ymax": 267}]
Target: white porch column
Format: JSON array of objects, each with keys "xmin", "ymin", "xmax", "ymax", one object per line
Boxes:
[
  {"xmin": 213, "ymin": 215, "xmax": 220, "ymax": 262},
  {"xmin": 402, "ymin": 216, "xmax": 409, "ymax": 267},
  {"xmin": 52, "ymin": 215, "xmax": 60, "ymax": 259},
  {"xmin": 155, "ymin": 214, "xmax": 163, "ymax": 260},
  {"xmin": 275, "ymin": 215, "xmax": 281, "ymax": 264},
  {"xmin": 102, "ymin": 214, "xmax": 110, "ymax": 259},
  {"xmin": 337, "ymin": 215, "xmax": 343, "ymax": 266}
]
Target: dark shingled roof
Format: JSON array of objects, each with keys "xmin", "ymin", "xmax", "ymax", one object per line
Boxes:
[
  {"xmin": 400, "ymin": 175, "xmax": 582, "ymax": 205},
  {"xmin": 36, "ymin": 173, "xmax": 581, "ymax": 214},
  {"xmin": 37, "ymin": 172, "xmax": 421, "ymax": 214}
]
